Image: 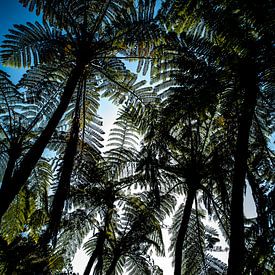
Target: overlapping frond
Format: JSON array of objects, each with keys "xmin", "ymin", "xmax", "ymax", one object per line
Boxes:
[
  {"xmin": 19, "ymin": 0, "xmax": 132, "ymax": 31},
  {"xmin": 0, "ymin": 157, "xmax": 52, "ymax": 245},
  {"xmin": 1, "ymin": 21, "xmax": 65, "ymax": 67},
  {"xmin": 0, "ymin": 0, "xmax": 273, "ymax": 274},
  {"xmin": 115, "ymin": 0, "xmax": 164, "ymax": 76},
  {"xmin": 0, "ymin": 70, "xmax": 49, "ymax": 182},
  {"xmin": 169, "ymin": 204, "xmax": 227, "ymax": 274},
  {"xmin": 95, "ymin": 195, "xmax": 164, "ymax": 275}
]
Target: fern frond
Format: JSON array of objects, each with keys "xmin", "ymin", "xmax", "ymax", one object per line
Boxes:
[{"xmin": 1, "ymin": 22, "xmax": 65, "ymax": 67}]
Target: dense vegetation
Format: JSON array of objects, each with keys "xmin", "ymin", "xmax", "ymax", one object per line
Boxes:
[{"xmin": 0, "ymin": 0, "xmax": 274, "ymax": 274}]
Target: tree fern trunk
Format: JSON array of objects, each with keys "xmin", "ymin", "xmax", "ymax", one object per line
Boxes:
[
  {"xmin": 227, "ymin": 59, "xmax": 258, "ymax": 275},
  {"xmin": 0, "ymin": 148, "xmax": 20, "ymax": 208},
  {"xmin": 84, "ymin": 245, "xmax": 100, "ymax": 275},
  {"xmin": 41, "ymin": 91, "xmax": 82, "ymax": 246},
  {"xmin": 0, "ymin": 63, "xmax": 85, "ymax": 221},
  {"xmin": 174, "ymin": 187, "xmax": 197, "ymax": 275},
  {"xmin": 84, "ymin": 232, "xmax": 105, "ymax": 275},
  {"xmin": 105, "ymin": 253, "xmax": 120, "ymax": 275},
  {"xmin": 84, "ymin": 249, "xmax": 99, "ymax": 275}
]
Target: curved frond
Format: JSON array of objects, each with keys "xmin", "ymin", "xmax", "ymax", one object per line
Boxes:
[{"xmin": 1, "ymin": 22, "xmax": 65, "ymax": 67}]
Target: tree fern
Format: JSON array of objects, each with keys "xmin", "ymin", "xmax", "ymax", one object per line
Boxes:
[{"xmin": 169, "ymin": 204, "xmax": 227, "ymax": 274}]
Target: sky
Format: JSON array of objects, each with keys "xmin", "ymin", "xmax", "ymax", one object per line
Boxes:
[
  {"xmin": 0, "ymin": 1, "xmax": 258, "ymax": 274},
  {"xmin": 0, "ymin": 1, "xmax": 38, "ymax": 82}
]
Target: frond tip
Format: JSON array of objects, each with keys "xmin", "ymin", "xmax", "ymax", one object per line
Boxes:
[{"xmin": 1, "ymin": 22, "xmax": 64, "ymax": 67}]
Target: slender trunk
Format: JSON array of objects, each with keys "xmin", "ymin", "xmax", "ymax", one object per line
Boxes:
[
  {"xmin": 41, "ymin": 95, "xmax": 81, "ymax": 246},
  {"xmin": 0, "ymin": 63, "xmax": 85, "ymax": 221},
  {"xmin": 84, "ymin": 248, "xmax": 99, "ymax": 275},
  {"xmin": 174, "ymin": 187, "xmax": 197, "ymax": 275},
  {"xmin": 244, "ymin": 172, "xmax": 269, "ymax": 273},
  {"xmin": 84, "ymin": 202, "xmax": 115, "ymax": 275},
  {"xmin": 195, "ymin": 197, "xmax": 206, "ymax": 272},
  {"xmin": 227, "ymin": 59, "xmax": 258, "ymax": 275},
  {"xmin": 105, "ymin": 253, "xmax": 120, "ymax": 275},
  {"xmin": 84, "ymin": 232, "xmax": 105, "ymax": 275},
  {"xmin": 0, "ymin": 147, "xmax": 20, "ymax": 191}
]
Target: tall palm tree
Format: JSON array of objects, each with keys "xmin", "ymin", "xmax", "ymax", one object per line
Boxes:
[
  {"xmin": 42, "ymin": 73, "xmax": 157, "ymax": 249},
  {"xmin": 0, "ymin": 70, "xmax": 24, "ymax": 184},
  {"xmin": 0, "ymin": 70, "xmax": 52, "ymax": 217},
  {"xmin": 244, "ymin": 110, "xmax": 275, "ymax": 272},
  {"xmin": 97, "ymin": 193, "xmax": 164, "ymax": 275},
  {"xmin": 0, "ymin": 0, "xmax": 161, "ymax": 220},
  {"xmin": 59, "ymin": 143, "xmax": 164, "ymax": 274},
  {"xmin": 39, "ymin": 71, "xmax": 102, "ymax": 247},
  {"xmin": 79, "ymin": 98, "xmax": 178, "ymax": 274},
  {"xmin": 52, "ymin": 107, "xmax": 131, "ymax": 273},
  {"xmin": 121, "ymin": 94, "xmax": 231, "ymax": 275},
  {"xmin": 158, "ymin": 0, "xmax": 274, "ymax": 273},
  {"xmin": 143, "ymin": 31, "xmax": 232, "ymax": 274}
]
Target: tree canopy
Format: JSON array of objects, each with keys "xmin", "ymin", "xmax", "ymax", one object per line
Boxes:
[{"xmin": 0, "ymin": 0, "xmax": 274, "ymax": 274}]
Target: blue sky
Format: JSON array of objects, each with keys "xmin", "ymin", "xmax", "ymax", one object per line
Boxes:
[{"xmin": 0, "ymin": 1, "xmax": 40, "ymax": 82}]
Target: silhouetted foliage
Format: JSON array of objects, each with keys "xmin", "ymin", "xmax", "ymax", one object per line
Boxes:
[{"xmin": 0, "ymin": 0, "xmax": 274, "ymax": 274}]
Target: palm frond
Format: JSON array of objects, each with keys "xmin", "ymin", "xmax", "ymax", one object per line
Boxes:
[
  {"xmin": 169, "ymin": 202, "xmax": 227, "ymax": 274},
  {"xmin": 1, "ymin": 22, "xmax": 65, "ymax": 67}
]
